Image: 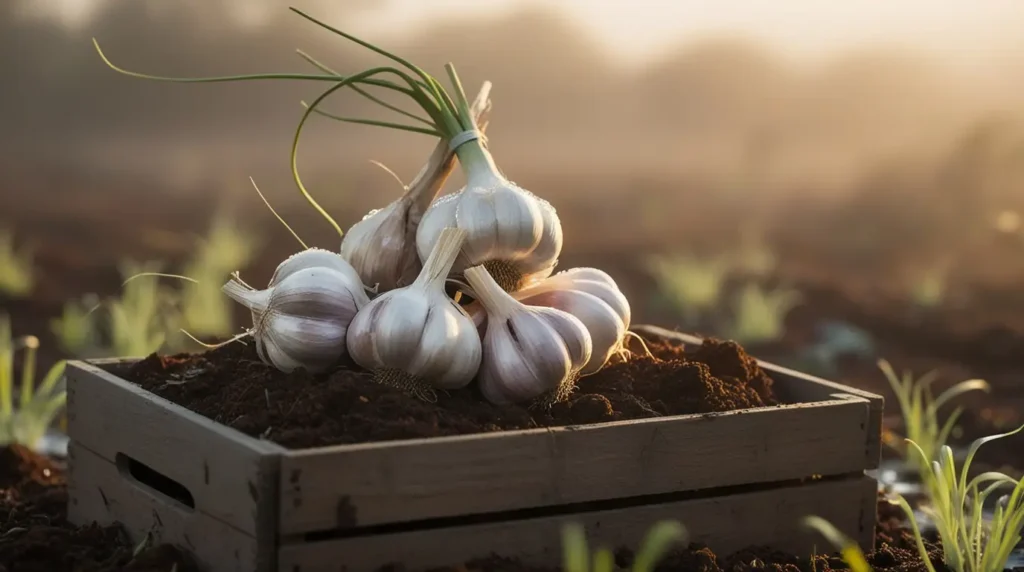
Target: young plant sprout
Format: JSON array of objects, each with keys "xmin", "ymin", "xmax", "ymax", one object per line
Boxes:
[
  {"xmin": 878, "ymin": 359, "xmax": 990, "ymax": 481},
  {"xmin": 222, "ymin": 249, "xmax": 370, "ymax": 373},
  {"xmin": 562, "ymin": 520, "xmax": 687, "ymax": 572},
  {"xmin": 645, "ymin": 253, "xmax": 730, "ymax": 327},
  {"xmin": 0, "ymin": 228, "xmax": 34, "ymax": 298},
  {"xmin": 723, "ymin": 283, "xmax": 801, "ymax": 345},
  {"xmin": 346, "ymin": 228, "xmax": 482, "ymax": 400},
  {"xmin": 509, "ymin": 267, "xmax": 631, "ymax": 375},
  {"xmin": 0, "ymin": 316, "xmax": 67, "ymax": 450},
  {"xmin": 93, "ymin": 8, "xmax": 563, "ymax": 294},
  {"xmin": 340, "ymin": 84, "xmax": 493, "ymax": 293},
  {"xmin": 802, "ymin": 516, "xmax": 872, "ymax": 572},
  {"xmin": 896, "ymin": 426, "xmax": 1024, "ymax": 572}
]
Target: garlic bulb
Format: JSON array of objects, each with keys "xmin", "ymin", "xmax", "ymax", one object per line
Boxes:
[
  {"xmin": 416, "ymin": 179, "xmax": 562, "ymax": 294},
  {"xmin": 222, "ymin": 248, "xmax": 370, "ymax": 373},
  {"xmin": 464, "ymin": 265, "xmax": 591, "ymax": 405},
  {"xmin": 513, "ymin": 268, "xmax": 630, "ymax": 375},
  {"xmin": 346, "ymin": 227, "xmax": 481, "ymax": 397},
  {"xmin": 340, "ymin": 84, "xmax": 494, "ymax": 293}
]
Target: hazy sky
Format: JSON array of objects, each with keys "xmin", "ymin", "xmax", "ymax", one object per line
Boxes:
[
  {"xmin": 351, "ymin": 0, "xmax": 1024, "ymax": 69},
  {"xmin": 29, "ymin": 0, "xmax": 1024, "ymax": 71}
]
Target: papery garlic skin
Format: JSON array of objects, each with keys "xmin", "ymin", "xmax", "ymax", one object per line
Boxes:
[
  {"xmin": 346, "ymin": 227, "xmax": 481, "ymax": 391},
  {"xmin": 516, "ymin": 287, "xmax": 624, "ymax": 376},
  {"xmin": 340, "ymin": 84, "xmax": 494, "ymax": 293},
  {"xmin": 340, "ymin": 200, "xmax": 419, "ymax": 292},
  {"xmin": 223, "ymin": 249, "xmax": 370, "ymax": 374},
  {"xmin": 416, "ymin": 142, "xmax": 563, "ymax": 293},
  {"xmin": 464, "ymin": 265, "xmax": 591, "ymax": 405}
]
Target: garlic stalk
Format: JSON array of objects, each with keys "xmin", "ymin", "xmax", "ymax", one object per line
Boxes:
[
  {"xmin": 340, "ymin": 83, "xmax": 494, "ymax": 292},
  {"xmin": 346, "ymin": 227, "xmax": 481, "ymax": 399},
  {"xmin": 222, "ymin": 248, "xmax": 370, "ymax": 373},
  {"xmin": 464, "ymin": 265, "xmax": 591, "ymax": 405},
  {"xmin": 512, "ymin": 268, "xmax": 631, "ymax": 375}
]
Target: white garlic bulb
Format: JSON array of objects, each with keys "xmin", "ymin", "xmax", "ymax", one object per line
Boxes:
[
  {"xmin": 346, "ymin": 227, "xmax": 482, "ymax": 395},
  {"xmin": 416, "ymin": 183, "xmax": 562, "ymax": 294},
  {"xmin": 222, "ymin": 248, "xmax": 370, "ymax": 374},
  {"xmin": 513, "ymin": 268, "xmax": 630, "ymax": 375},
  {"xmin": 340, "ymin": 84, "xmax": 494, "ymax": 293},
  {"xmin": 463, "ymin": 264, "xmax": 591, "ymax": 405}
]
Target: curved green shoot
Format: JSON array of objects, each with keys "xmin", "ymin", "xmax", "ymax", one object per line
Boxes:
[
  {"xmin": 561, "ymin": 520, "xmax": 686, "ymax": 572},
  {"xmin": 295, "ymin": 49, "xmax": 433, "ymax": 127},
  {"xmin": 801, "ymin": 516, "xmax": 874, "ymax": 572}
]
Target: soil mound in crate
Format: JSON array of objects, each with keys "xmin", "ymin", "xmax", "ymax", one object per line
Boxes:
[
  {"xmin": 122, "ymin": 335, "xmax": 778, "ymax": 449},
  {"xmin": 0, "ymin": 445, "xmax": 196, "ymax": 572}
]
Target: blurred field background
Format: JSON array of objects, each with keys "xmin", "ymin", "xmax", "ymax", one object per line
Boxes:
[{"xmin": 3, "ymin": 0, "xmax": 1024, "ymax": 467}]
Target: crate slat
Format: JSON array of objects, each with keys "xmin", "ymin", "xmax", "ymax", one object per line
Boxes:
[
  {"xmin": 279, "ymin": 474, "xmax": 878, "ymax": 572},
  {"xmin": 67, "ymin": 442, "xmax": 267, "ymax": 572},
  {"xmin": 67, "ymin": 361, "xmax": 283, "ymax": 538},
  {"xmin": 280, "ymin": 395, "xmax": 874, "ymax": 534}
]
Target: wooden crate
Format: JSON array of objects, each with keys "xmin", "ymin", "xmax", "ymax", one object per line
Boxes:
[{"xmin": 66, "ymin": 328, "xmax": 884, "ymax": 572}]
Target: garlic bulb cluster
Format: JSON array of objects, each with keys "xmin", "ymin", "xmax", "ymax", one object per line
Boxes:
[
  {"xmin": 346, "ymin": 228, "xmax": 481, "ymax": 397},
  {"xmin": 513, "ymin": 268, "xmax": 631, "ymax": 375},
  {"xmin": 222, "ymin": 248, "xmax": 370, "ymax": 373},
  {"xmin": 339, "ymin": 84, "xmax": 493, "ymax": 293},
  {"xmin": 464, "ymin": 265, "xmax": 591, "ymax": 405}
]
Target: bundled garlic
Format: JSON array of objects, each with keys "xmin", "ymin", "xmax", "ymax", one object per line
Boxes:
[
  {"xmin": 513, "ymin": 268, "xmax": 631, "ymax": 375},
  {"xmin": 222, "ymin": 248, "xmax": 370, "ymax": 373},
  {"xmin": 464, "ymin": 265, "xmax": 591, "ymax": 405},
  {"xmin": 346, "ymin": 227, "xmax": 481, "ymax": 397},
  {"xmin": 340, "ymin": 84, "xmax": 494, "ymax": 293}
]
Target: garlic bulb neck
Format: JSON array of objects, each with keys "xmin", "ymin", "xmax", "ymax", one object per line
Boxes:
[
  {"xmin": 463, "ymin": 265, "xmax": 520, "ymax": 320},
  {"xmin": 413, "ymin": 225, "xmax": 466, "ymax": 290},
  {"xmin": 455, "ymin": 139, "xmax": 504, "ymax": 190},
  {"xmin": 222, "ymin": 280, "xmax": 271, "ymax": 314}
]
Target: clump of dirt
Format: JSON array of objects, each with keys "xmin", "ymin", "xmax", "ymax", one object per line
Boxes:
[
  {"xmin": 0, "ymin": 445, "xmax": 196, "ymax": 572},
  {"xmin": 119, "ymin": 335, "xmax": 779, "ymax": 449}
]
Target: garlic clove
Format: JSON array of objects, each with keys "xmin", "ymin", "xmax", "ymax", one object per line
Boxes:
[
  {"xmin": 269, "ymin": 247, "xmax": 369, "ymax": 294},
  {"xmin": 464, "ymin": 264, "xmax": 592, "ymax": 405},
  {"xmin": 340, "ymin": 200, "xmax": 419, "ymax": 292},
  {"xmin": 416, "ymin": 185, "xmax": 562, "ymax": 293},
  {"xmin": 519, "ymin": 288, "xmax": 624, "ymax": 376},
  {"xmin": 345, "ymin": 227, "xmax": 482, "ymax": 395},
  {"xmin": 223, "ymin": 253, "xmax": 368, "ymax": 374}
]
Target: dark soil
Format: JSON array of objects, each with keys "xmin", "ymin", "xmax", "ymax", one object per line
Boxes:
[
  {"xmin": 0, "ymin": 445, "xmax": 196, "ymax": 572},
  {"xmin": 118, "ymin": 335, "xmax": 779, "ymax": 449}
]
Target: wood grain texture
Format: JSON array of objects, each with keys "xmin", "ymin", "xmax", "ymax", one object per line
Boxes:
[
  {"xmin": 67, "ymin": 442, "xmax": 270, "ymax": 572},
  {"xmin": 280, "ymin": 396, "xmax": 874, "ymax": 534},
  {"xmin": 67, "ymin": 361, "xmax": 285, "ymax": 539},
  {"xmin": 633, "ymin": 325, "xmax": 885, "ymax": 470},
  {"xmin": 279, "ymin": 474, "xmax": 878, "ymax": 572}
]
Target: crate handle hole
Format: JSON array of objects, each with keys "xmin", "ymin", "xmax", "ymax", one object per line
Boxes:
[{"xmin": 115, "ymin": 453, "xmax": 195, "ymax": 511}]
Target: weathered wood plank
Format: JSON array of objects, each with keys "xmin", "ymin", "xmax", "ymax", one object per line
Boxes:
[
  {"xmin": 280, "ymin": 395, "xmax": 873, "ymax": 534},
  {"xmin": 632, "ymin": 325, "xmax": 885, "ymax": 469},
  {"xmin": 279, "ymin": 474, "xmax": 878, "ymax": 572},
  {"xmin": 67, "ymin": 442, "xmax": 271, "ymax": 572},
  {"xmin": 67, "ymin": 361, "xmax": 284, "ymax": 538}
]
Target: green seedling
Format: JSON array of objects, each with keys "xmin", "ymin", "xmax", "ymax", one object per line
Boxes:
[
  {"xmin": 562, "ymin": 520, "xmax": 687, "ymax": 572},
  {"xmin": 896, "ymin": 427, "xmax": 1024, "ymax": 572},
  {"xmin": 723, "ymin": 283, "xmax": 801, "ymax": 345},
  {"xmin": 645, "ymin": 254, "xmax": 731, "ymax": 326},
  {"xmin": 802, "ymin": 516, "xmax": 872, "ymax": 572},
  {"xmin": 0, "ymin": 229, "xmax": 34, "ymax": 298},
  {"xmin": 180, "ymin": 212, "xmax": 258, "ymax": 338},
  {"xmin": 879, "ymin": 359, "xmax": 990, "ymax": 483},
  {"xmin": 0, "ymin": 315, "xmax": 66, "ymax": 449},
  {"xmin": 50, "ymin": 294, "xmax": 100, "ymax": 355}
]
